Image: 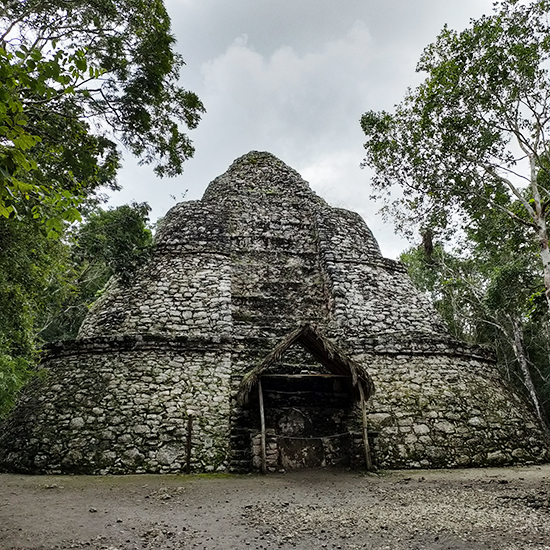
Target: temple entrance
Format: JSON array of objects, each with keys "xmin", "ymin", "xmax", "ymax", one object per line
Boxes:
[
  {"xmin": 236, "ymin": 324, "xmax": 375, "ymax": 473},
  {"xmin": 260, "ymin": 373, "xmax": 356, "ymax": 470}
]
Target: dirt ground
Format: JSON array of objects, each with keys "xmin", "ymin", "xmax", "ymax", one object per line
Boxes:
[{"xmin": 1, "ymin": 465, "xmax": 550, "ymax": 550}]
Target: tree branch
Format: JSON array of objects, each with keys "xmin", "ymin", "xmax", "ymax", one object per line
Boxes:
[{"xmin": 475, "ymin": 160, "xmax": 536, "ymax": 219}]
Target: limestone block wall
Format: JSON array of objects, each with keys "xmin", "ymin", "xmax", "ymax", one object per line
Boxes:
[
  {"xmin": 78, "ymin": 200, "xmax": 232, "ymax": 341},
  {"xmin": 2, "ymin": 150, "xmax": 549, "ymax": 475},
  {"xmin": 316, "ymin": 206, "xmax": 447, "ymax": 338},
  {"xmin": 359, "ymin": 348, "xmax": 548, "ymax": 468},
  {"xmin": 316, "ymin": 207, "xmax": 383, "ymax": 261},
  {"xmin": 79, "ymin": 254, "xmax": 232, "ymax": 340},
  {"xmin": 227, "ymin": 194, "xmax": 330, "ymax": 342},
  {"xmin": 154, "ymin": 200, "xmax": 231, "ymax": 253},
  {"xmin": 202, "ymin": 153, "xmax": 322, "ymax": 204},
  {"xmin": 0, "ymin": 338, "xmax": 232, "ymax": 474}
]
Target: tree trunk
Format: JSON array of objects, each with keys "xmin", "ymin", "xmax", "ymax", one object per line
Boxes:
[
  {"xmin": 535, "ymin": 218, "xmax": 550, "ymax": 312},
  {"xmin": 508, "ymin": 315, "xmax": 550, "ymax": 436},
  {"xmin": 530, "ymin": 158, "xmax": 550, "ymax": 312},
  {"xmin": 540, "ymin": 237, "xmax": 550, "ymax": 312}
]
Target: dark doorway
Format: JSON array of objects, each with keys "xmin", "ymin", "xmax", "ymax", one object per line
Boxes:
[
  {"xmin": 233, "ymin": 324, "xmax": 375, "ymax": 473},
  {"xmin": 260, "ymin": 374, "xmax": 355, "ymax": 469}
]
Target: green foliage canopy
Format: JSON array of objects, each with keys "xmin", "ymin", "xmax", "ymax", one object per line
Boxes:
[
  {"xmin": 401, "ymin": 221, "xmax": 550, "ymax": 425},
  {"xmin": 0, "ymin": 0, "xmax": 204, "ymax": 230},
  {"xmin": 361, "ymin": 0, "xmax": 550, "ymax": 307},
  {"xmin": 0, "ymin": 202, "xmax": 153, "ymax": 414},
  {"xmin": 0, "ymin": 0, "xmax": 202, "ymax": 415},
  {"xmin": 39, "ymin": 202, "xmax": 153, "ymax": 342},
  {"xmin": 0, "ymin": 216, "xmax": 67, "ymax": 415}
]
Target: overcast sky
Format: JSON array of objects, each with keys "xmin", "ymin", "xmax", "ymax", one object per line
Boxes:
[{"xmin": 110, "ymin": 0, "xmax": 495, "ymax": 259}]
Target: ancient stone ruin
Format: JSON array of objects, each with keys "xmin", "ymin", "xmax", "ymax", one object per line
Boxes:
[{"xmin": 1, "ymin": 151, "xmax": 548, "ymax": 474}]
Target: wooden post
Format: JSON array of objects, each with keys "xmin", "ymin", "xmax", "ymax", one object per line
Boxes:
[
  {"xmin": 185, "ymin": 414, "xmax": 193, "ymax": 474},
  {"xmin": 258, "ymin": 378, "xmax": 267, "ymax": 475},
  {"xmin": 358, "ymin": 383, "xmax": 373, "ymax": 471}
]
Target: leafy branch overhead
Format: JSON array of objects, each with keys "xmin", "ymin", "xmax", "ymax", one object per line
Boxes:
[
  {"xmin": 361, "ymin": 0, "xmax": 550, "ymax": 309},
  {"xmin": 0, "ymin": 0, "xmax": 205, "ymax": 230}
]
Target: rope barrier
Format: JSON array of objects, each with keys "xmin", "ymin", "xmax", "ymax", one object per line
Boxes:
[{"xmin": 275, "ymin": 431, "xmax": 362, "ymax": 441}]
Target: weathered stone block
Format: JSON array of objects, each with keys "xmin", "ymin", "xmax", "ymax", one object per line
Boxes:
[
  {"xmin": 413, "ymin": 424, "xmax": 430, "ymax": 435},
  {"xmin": 434, "ymin": 421, "xmax": 455, "ymax": 434}
]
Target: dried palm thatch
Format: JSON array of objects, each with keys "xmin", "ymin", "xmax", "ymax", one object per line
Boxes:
[{"xmin": 236, "ymin": 324, "xmax": 375, "ymax": 405}]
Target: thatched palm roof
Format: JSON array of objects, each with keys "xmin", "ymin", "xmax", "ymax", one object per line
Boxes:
[{"xmin": 236, "ymin": 324, "xmax": 375, "ymax": 405}]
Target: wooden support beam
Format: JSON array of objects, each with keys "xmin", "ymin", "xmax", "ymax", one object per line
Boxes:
[
  {"xmin": 358, "ymin": 383, "xmax": 373, "ymax": 471},
  {"xmin": 258, "ymin": 378, "xmax": 267, "ymax": 475},
  {"xmin": 186, "ymin": 414, "xmax": 193, "ymax": 474}
]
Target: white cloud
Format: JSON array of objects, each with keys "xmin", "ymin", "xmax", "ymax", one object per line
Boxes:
[
  {"xmin": 189, "ymin": 20, "xmax": 412, "ymax": 258},
  {"xmin": 111, "ymin": 0, "xmax": 497, "ymax": 260},
  {"xmin": 200, "ymin": 20, "xmax": 373, "ymax": 152}
]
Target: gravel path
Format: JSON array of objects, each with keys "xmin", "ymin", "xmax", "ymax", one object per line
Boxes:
[{"xmin": 1, "ymin": 465, "xmax": 550, "ymax": 550}]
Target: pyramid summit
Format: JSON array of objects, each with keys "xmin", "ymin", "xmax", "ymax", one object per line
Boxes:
[
  {"xmin": 1, "ymin": 151, "xmax": 548, "ymax": 474},
  {"xmin": 202, "ymin": 151, "xmax": 318, "ymax": 201}
]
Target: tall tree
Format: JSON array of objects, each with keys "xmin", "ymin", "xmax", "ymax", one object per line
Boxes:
[
  {"xmin": 401, "ymin": 210, "xmax": 550, "ymax": 429},
  {"xmin": 1, "ymin": 0, "xmax": 204, "ymax": 230},
  {"xmin": 0, "ymin": 216, "xmax": 68, "ymax": 415},
  {"xmin": 0, "ymin": 202, "xmax": 153, "ymax": 415},
  {"xmin": 361, "ymin": 0, "xmax": 550, "ymax": 310},
  {"xmin": 0, "ymin": 0, "xmax": 203, "ymax": 414},
  {"xmin": 39, "ymin": 202, "xmax": 153, "ymax": 342}
]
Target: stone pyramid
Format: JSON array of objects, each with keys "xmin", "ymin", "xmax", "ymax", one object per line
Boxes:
[{"xmin": 1, "ymin": 151, "xmax": 547, "ymax": 474}]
